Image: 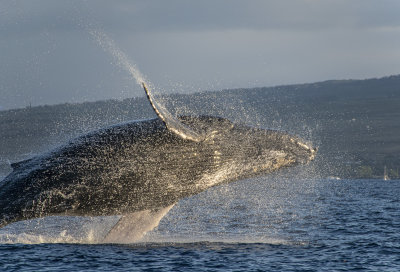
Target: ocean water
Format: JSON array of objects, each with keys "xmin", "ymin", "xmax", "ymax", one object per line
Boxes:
[{"xmin": 1, "ymin": 177, "xmax": 399, "ymax": 271}]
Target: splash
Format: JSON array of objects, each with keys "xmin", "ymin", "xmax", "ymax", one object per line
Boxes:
[
  {"xmin": 0, "ymin": 216, "xmax": 117, "ymax": 244},
  {"xmin": 0, "ymin": 231, "xmax": 97, "ymax": 244},
  {"xmin": 140, "ymin": 235, "xmax": 305, "ymax": 246},
  {"xmin": 88, "ymin": 29, "xmax": 147, "ymax": 87},
  {"xmin": 0, "ymin": 207, "xmax": 174, "ymax": 244}
]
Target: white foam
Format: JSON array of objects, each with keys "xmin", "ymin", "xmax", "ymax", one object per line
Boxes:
[
  {"xmin": 140, "ymin": 233, "xmax": 307, "ymax": 246},
  {"xmin": 0, "ymin": 232, "xmax": 95, "ymax": 244},
  {"xmin": 0, "ymin": 216, "xmax": 117, "ymax": 244}
]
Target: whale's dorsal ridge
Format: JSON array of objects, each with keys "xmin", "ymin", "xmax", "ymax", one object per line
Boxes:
[{"xmin": 142, "ymin": 82, "xmax": 205, "ymax": 142}]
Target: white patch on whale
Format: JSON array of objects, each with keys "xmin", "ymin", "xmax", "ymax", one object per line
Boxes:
[{"xmin": 103, "ymin": 204, "xmax": 175, "ymax": 244}]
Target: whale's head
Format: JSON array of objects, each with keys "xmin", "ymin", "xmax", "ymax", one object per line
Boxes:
[
  {"xmin": 230, "ymin": 125, "xmax": 317, "ymax": 167},
  {"xmin": 178, "ymin": 115, "xmax": 316, "ymax": 183}
]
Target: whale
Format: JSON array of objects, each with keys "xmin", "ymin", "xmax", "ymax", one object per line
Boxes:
[{"xmin": 0, "ymin": 83, "xmax": 316, "ymax": 242}]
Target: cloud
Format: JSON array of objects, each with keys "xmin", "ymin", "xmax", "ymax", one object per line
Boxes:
[
  {"xmin": 2, "ymin": 0, "xmax": 400, "ymax": 36},
  {"xmin": 90, "ymin": 0, "xmax": 400, "ymax": 33},
  {"xmin": 0, "ymin": 0, "xmax": 400, "ymax": 110}
]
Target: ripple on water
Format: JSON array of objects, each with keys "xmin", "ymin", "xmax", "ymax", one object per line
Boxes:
[{"xmin": 0, "ymin": 179, "xmax": 400, "ymax": 271}]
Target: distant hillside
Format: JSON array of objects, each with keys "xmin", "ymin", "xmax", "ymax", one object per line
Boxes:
[{"xmin": 1, "ymin": 75, "xmax": 400, "ymax": 179}]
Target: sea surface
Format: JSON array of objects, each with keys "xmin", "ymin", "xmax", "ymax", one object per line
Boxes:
[{"xmin": 0, "ymin": 177, "xmax": 399, "ymax": 271}]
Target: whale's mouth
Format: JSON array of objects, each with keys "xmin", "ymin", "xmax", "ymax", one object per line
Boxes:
[
  {"xmin": 310, "ymin": 147, "xmax": 317, "ymax": 161},
  {"xmin": 300, "ymin": 145, "xmax": 317, "ymax": 164},
  {"xmin": 301, "ymin": 142, "xmax": 317, "ymax": 162},
  {"xmin": 287, "ymin": 137, "xmax": 317, "ymax": 164}
]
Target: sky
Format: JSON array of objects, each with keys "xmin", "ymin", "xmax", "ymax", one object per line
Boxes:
[{"xmin": 1, "ymin": 0, "xmax": 400, "ymax": 110}]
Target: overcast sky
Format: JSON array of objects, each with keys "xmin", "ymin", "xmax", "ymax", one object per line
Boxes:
[{"xmin": 1, "ymin": 0, "xmax": 400, "ymax": 110}]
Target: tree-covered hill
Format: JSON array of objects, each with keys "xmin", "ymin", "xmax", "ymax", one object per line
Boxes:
[{"xmin": 1, "ymin": 75, "xmax": 399, "ymax": 179}]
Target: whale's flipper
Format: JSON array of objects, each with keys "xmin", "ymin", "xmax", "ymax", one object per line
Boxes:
[
  {"xmin": 103, "ymin": 204, "xmax": 175, "ymax": 244},
  {"xmin": 142, "ymin": 82, "xmax": 204, "ymax": 142}
]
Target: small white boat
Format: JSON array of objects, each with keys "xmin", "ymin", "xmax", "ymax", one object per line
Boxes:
[{"xmin": 384, "ymin": 166, "xmax": 390, "ymax": 181}]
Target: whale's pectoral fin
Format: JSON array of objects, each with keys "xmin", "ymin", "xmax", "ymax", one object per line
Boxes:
[
  {"xmin": 142, "ymin": 82, "xmax": 205, "ymax": 142},
  {"xmin": 102, "ymin": 204, "xmax": 175, "ymax": 244}
]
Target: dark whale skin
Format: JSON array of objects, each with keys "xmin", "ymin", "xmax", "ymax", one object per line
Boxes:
[{"xmin": 0, "ymin": 115, "xmax": 315, "ymax": 227}]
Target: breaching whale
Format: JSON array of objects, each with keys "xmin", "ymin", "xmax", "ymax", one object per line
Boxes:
[{"xmin": 0, "ymin": 83, "xmax": 316, "ymax": 243}]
